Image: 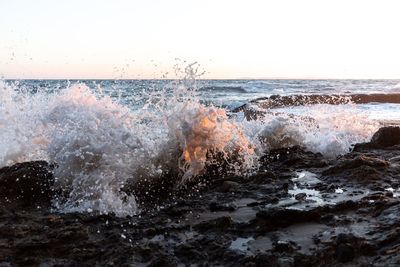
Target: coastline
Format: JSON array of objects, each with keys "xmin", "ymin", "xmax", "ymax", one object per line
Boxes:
[{"xmin": 1, "ymin": 126, "xmax": 400, "ymax": 266}]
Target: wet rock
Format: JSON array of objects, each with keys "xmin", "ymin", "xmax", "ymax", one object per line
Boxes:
[
  {"xmin": 354, "ymin": 126, "xmax": 400, "ymax": 151},
  {"xmin": 221, "ymin": 181, "xmax": 239, "ymax": 192},
  {"xmin": 250, "ymin": 171, "xmax": 277, "ymax": 184},
  {"xmin": 0, "ymin": 161, "xmax": 54, "ymax": 205},
  {"xmin": 194, "ymin": 216, "xmax": 234, "ymax": 231},
  {"xmin": 335, "ymin": 243, "xmax": 354, "ymax": 263},
  {"xmin": 277, "ymin": 256, "xmax": 294, "ymax": 267},
  {"xmin": 247, "ymin": 196, "xmax": 279, "ymax": 207},
  {"xmin": 371, "ymin": 127, "xmax": 400, "ymax": 147},
  {"xmin": 295, "ymin": 193, "xmax": 307, "ymax": 201},
  {"xmin": 273, "ymin": 240, "xmax": 298, "ymax": 253},
  {"xmin": 334, "ymin": 233, "xmax": 367, "ymax": 263},
  {"xmin": 209, "ymin": 201, "xmax": 237, "ymax": 212},
  {"xmin": 322, "ymin": 155, "xmax": 389, "ymax": 176},
  {"xmin": 256, "ymin": 208, "xmax": 320, "ymax": 229},
  {"xmin": 1, "ymin": 136, "xmax": 400, "ymax": 266},
  {"xmin": 148, "ymin": 254, "xmax": 178, "ymax": 267},
  {"xmin": 384, "ymin": 191, "xmax": 394, "ymax": 197},
  {"xmin": 262, "ymin": 146, "xmax": 328, "ymax": 169}
]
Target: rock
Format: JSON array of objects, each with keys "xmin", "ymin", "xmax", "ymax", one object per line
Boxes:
[
  {"xmin": 1, "ymin": 129, "xmax": 400, "ymax": 266},
  {"xmin": 295, "ymin": 193, "xmax": 307, "ymax": 201},
  {"xmin": 0, "ymin": 161, "xmax": 54, "ymax": 205},
  {"xmin": 334, "ymin": 234, "xmax": 359, "ymax": 263},
  {"xmin": 209, "ymin": 202, "xmax": 237, "ymax": 212},
  {"xmin": 233, "ymin": 94, "xmax": 400, "ymax": 113},
  {"xmin": 335, "ymin": 243, "xmax": 354, "ymax": 263},
  {"xmin": 274, "ymin": 240, "xmax": 297, "ymax": 253},
  {"xmin": 354, "ymin": 126, "xmax": 400, "ymax": 151},
  {"xmin": 371, "ymin": 127, "xmax": 400, "ymax": 148},
  {"xmin": 256, "ymin": 208, "xmax": 320, "ymax": 229},
  {"xmin": 249, "ymin": 171, "xmax": 277, "ymax": 184},
  {"xmin": 277, "ymin": 256, "xmax": 294, "ymax": 267},
  {"xmin": 221, "ymin": 181, "xmax": 239, "ymax": 192},
  {"xmin": 322, "ymin": 155, "xmax": 389, "ymax": 176},
  {"xmin": 262, "ymin": 146, "xmax": 328, "ymax": 169},
  {"xmin": 194, "ymin": 216, "xmax": 234, "ymax": 231},
  {"xmin": 148, "ymin": 254, "xmax": 178, "ymax": 267}
]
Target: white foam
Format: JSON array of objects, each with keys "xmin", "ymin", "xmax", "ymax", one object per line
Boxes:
[
  {"xmin": 0, "ymin": 81, "xmax": 258, "ymax": 215},
  {"xmin": 248, "ymin": 104, "xmax": 379, "ymax": 157}
]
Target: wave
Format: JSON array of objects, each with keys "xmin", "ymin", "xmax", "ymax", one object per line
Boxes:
[
  {"xmin": 199, "ymin": 86, "xmax": 248, "ymax": 94},
  {"xmin": 0, "ymin": 80, "xmax": 379, "ymax": 216},
  {"xmin": 0, "ymin": 81, "xmax": 258, "ymax": 215}
]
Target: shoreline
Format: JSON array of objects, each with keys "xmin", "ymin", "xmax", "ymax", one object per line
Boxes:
[{"xmin": 1, "ymin": 127, "xmax": 400, "ymax": 265}]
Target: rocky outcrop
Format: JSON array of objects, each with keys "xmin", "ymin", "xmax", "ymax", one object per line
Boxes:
[
  {"xmin": 322, "ymin": 155, "xmax": 389, "ymax": 176},
  {"xmin": 354, "ymin": 126, "xmax": 400, "ymax": 151},
  {"xmin": 233, "ymin": 94, "xmax": 400, "ymax": 112},
  {"xmin": 1, "ymin": 127, "xmax": 400, "ymax": 266},
  {"xmin": 0, "ymin": 161, "xmax": 54, "ymax": 206}
]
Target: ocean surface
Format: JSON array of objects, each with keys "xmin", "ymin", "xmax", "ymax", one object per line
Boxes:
[{"xmin": 1, "ymin": 78, "xmax": 400, "ymax": 215}]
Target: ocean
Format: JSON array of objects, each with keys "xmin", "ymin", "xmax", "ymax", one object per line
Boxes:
[{"xmin": 1, "ymin": 78, "xmax": 399, "ymax": 215}]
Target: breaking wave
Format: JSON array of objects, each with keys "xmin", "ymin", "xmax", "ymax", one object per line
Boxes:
[{"xmin": 0, "ymin": 79, "xmax": 380, "ymax": 215}]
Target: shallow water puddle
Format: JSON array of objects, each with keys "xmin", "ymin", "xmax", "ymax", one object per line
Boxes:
[
  {"xmin": 276, "ymin": 171, "xmax": 369, "ymax": 210},
  {"xmin": 291, "ymin": 171, "xmax": 323, "ymax": 199},
  {"xmin": 277, "ymin": 171, "xmax": 328, "ymax": 209},
  {"xmin": 229, "ymin": 237, "xmax": 255, "ymax": 254},
  {"xmin": 289, "ymin": 185, "xmax": 324, "ymax": 205},
  {"xmin": 292, "ymin": 171, "xmax": 322, "ymax": 185}
]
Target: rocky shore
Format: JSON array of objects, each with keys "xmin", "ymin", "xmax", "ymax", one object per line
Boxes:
[{"xmin": 1, "ymin": 127, "xmax": 400, "ymax": 266}]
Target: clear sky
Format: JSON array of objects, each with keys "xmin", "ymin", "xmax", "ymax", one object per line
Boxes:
[{"xmin": 1, "ymin": 0, "xmax": 400, "ymax": 79}]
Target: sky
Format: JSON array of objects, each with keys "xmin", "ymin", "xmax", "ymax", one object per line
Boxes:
[{"xmin": 1, "ymin": 0, "xmax": 400, "ymax": 79}]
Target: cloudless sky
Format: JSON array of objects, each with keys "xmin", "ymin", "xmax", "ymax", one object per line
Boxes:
[{"xmin": 1, "ymin": 0, "xmax": 400, "ymax": 79}]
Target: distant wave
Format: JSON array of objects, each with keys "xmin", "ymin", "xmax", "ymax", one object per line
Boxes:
[
  {"xmin": 233, "ymin": 93, "xmax": 400, "ymax": 112},
  {"xmin": 199, "ymin": 86, "xmax": 248, "ymax": 93}
]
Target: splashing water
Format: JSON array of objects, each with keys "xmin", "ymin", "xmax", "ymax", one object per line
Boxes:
[
  {"xmin": 253, "ymin": 104, "xmax": 379, "ymax": 157},
  {"xmin": 0, "ymin": 77, "xmax": 380, "ymax": 215}
]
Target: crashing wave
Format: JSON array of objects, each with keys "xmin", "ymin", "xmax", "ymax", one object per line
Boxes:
[{"xmin": 0, "ymin": 79, "xmax": 379, "ymax": 215}]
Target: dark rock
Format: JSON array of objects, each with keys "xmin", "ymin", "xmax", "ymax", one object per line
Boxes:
[
  {"xmin": 148, "ymin": 254, "xmax": 178, "ymax": 267},
  {"xmin": 256, "ymin": 208, "xmax": 320, "ymax": 229},
  {"xmin": 0, "ymin": 161, "xmax": 54, "ymax": 205},
  {"xmin": 336, "ymin": 233, "xmax": 357, "ymax": 244},
  {"xmin": 250, "ymin": 171, "xmax": 277, "ymax": 183},
  {"xmin": 1, "ymin": 131, "xmax": 400, "ymax": 266},
  {"xmin": 194, "ymin": 216, "xmax": 234, "ymax": 231},
  {"xmin": 295, "ymin": 193, "xmax": 307, "ymax": 201},
  {"xmin": 335, "ymin": 243, "xmax": 354, "ymax": 263},
  {"xmin": 334, "ymin": 234, "xmax": 361, "ymax": 263},
  {"xmin": 262, "ymin": 146, "xmax": 328, "ymax": 169},
  {"xmin": 221, "ymin": 181, "xmax": 239, "ymax": 192},
  {"xmin": 354, "ymin": 126, "xmax": 400, "ymax": 150},
  {"xmin": 370, "ymin": 127, "xmax": 400, "ymax": 148},
  {"xmin": 236, "ymin": 94, "xmax": 400, "ymax": 111},
  {"xmin": 273, "ymin": 240, "xmax": 298, "ymax": 253},
  {"xmin": 277, "ymin": 256, "xmax": 294, "ymax": 267},
  {"xmin": 322, "ymin": 155, "xmax": 389, "ymax": 176},
  {"xmin": 247, "ymin": 196, "xmax": 279, "ymax": 206},
  {"xmin": 209, "ymin": 202, "xmax": 237, "ymax": 212}
]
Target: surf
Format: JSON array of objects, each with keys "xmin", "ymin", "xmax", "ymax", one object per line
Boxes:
[{"xmin": 0, "ymin": 78, "xmax": 381, "ymax": 215}]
